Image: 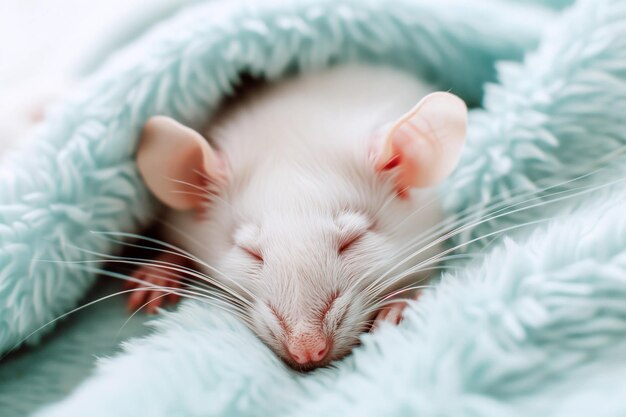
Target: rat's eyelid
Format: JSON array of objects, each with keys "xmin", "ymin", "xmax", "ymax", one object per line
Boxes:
[
  {"xmin": 325, "ymin": 299, "xmax": 348, "ymax": 329},
  {"xmin": 257, "ymin": 302, "xmax": 277, "ymax": 336},
  {"xmin": 266, "ymin": 303, "xmax": 290, "ymax": 335},
  {"xmin": 335, "ymin": 306, "xmax": 348, "ymax": 328},
  {"xmin": 261, "ymin": 303, "xmax": 278, "ymax": 329},
  {"xmin": 335, "ymin": 212, "xmax": 372, "ymax": 255},
  {"xmin": 240, "ymin": 245, "xmax": 263, "ymax": 262},
  {"xmin": 338, "ymin": 232, "xmax": 363, "ymax": 254}
]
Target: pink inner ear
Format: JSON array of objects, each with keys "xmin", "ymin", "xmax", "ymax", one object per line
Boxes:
[
  {"xmin": 375, "ymin": 152, "xmax": 410, "ymax": 198},
  {"xmin": 373, "ymin": 92, "xmax": 467, "ymax": 193},
  {"xmin": 380, "ymin": 154, "xmax": 402, "ymax": 171},
  {"xmin": 137, "ymin": 116, "xmax": 228, "ymax": 211}
]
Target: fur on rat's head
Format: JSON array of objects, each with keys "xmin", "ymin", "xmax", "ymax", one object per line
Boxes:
[{"xmin": 137, "ymin": 71, "xmax": 467, "ymax": 370}]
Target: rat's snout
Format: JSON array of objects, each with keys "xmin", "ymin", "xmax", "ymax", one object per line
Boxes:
[{"xmin": 286, "ymin": 332, "xmax": 331, "ymax": 365}]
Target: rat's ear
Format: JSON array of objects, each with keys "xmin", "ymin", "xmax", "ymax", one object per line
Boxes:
[
  {"xmin": 373, "ymin": 92, "xmax": 467, "ymax": 193},
  {"xmin": 137, "ymin": 116, "xmax": 227, "ymax": 211}
]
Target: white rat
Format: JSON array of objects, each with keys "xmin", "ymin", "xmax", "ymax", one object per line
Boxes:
[{"xmin": 130, "ymin": 64, "xmax": 467, "ymax": 370}]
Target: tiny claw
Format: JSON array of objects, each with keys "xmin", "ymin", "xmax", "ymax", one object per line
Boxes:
[
  {"xmin": 168, "ymin": 292, "xmax": 181, "ymax": 304},
  {"xmin": 127, "ymin": 289, "xmax": 147, "ymax": 312},
  {"xmin": 145, "ymin": 292, "xmax": 165, "ymax": 314},
  {"xmin": 122, "ymin": 251, "xmax": 191, "ymax": 314},
  {"xmin": 372, "ymin": 291, "xmax": 422, "ymax": 331},
  {"xmin": 373, "ymin": 302, "xmax": 407, "ymax": 331},
  {"xmin": 385, "ymin": 303, "xmax": 405, "ymax": 325}
]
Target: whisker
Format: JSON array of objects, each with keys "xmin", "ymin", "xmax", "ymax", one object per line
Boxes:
[
  {"xmin": 394, "ymin": 157, "xmax": 621, "ymax": 263},
  {"xmin": 363, "ymin": 174, "xmax": 626, "ymax": 298},
  {"xmin": 116, "ymin": 276, "xmax": 254, "ymax": 334},
  {"xmin": 50, "ymin": 245, "xmax": 252, "ymax": 309},
  {"xmin": 90, "ymin": 232, "xmax": 256, "ymax": 304},
  {"xmin": 169, "ymin": 177, "xmax": 212, "ymax": 193},
  {"xmin": 89, "ymin": 232, "xmax": 228, "ymax": 279},
  {"xmin": 82, "ymin": 266, "xmax": 251, "ymax": 314},
  {"xmin": 115, "ymin": 291, "xmax": 174, "ymax": 339},
  {"xmin": 191, "ymin": 169, "xmax": 235, "ymax": 209},
  {"xmin": 390, "ymin": 164, "xmax": 614, "ymax": 264},
  {"xmin": 362, "ymin": 285, "xmax": 434, "ymax": 316},
  {"xmin": 367, "ymin": 215, "xmax": 561, "ymax": 301},
  {"xmin": 0, "ymin": 282, "xmax": 248, "ymax": 361},
  {"xmin": 44, "ymin": 257, "xmax": 226, "ymax": 300},
  {"xmin": 371, "ymin": 191, "xmax": 400, "ymax": 220},
  {"xmin": 84, "ymin": 258, "xmax": 251, "ymax": 308}
]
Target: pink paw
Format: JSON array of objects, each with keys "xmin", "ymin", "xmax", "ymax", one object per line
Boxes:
[
  {"xmin": 124, "ymin": 252, "xmax": 189, "ymax": 314},
  {"xmin": 373, "ymin": 291, "xmax": 421, "ymax": 330}
]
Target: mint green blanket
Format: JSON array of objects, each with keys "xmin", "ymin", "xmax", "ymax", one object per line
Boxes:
[{"xmin": 3, "ymin": 0, "xmax": 626, "ymax": 416}]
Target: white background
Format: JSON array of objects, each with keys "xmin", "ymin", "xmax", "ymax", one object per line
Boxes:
[{"xmin": 0, "ymin": 0, "xmax": 154, "ymax": 154}]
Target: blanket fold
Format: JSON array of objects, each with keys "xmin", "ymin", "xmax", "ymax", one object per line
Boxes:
[
  {"xmin": 2, "ymin": 0, "xmax": 626, "ymax": 416},
  {"xmin": 0, "ymin": 0, "xmax": 551, "ymax": 355}
]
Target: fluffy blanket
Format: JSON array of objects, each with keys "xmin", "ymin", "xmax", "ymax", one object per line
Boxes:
[
  {"xmin": 0, "ymin": 0, "xmax": 550, "ymax": 357},
  {"xmin": 2, "ymin": 0, "xmax": 626, "ymax": 415}
]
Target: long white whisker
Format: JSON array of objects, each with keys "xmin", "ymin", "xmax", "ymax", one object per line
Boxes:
[
  {"xmin": 82, "ymin": 266, "xmax": 250, "ymax": 313},
  {"xmin": 191, "ymin": 169, "xmax": 235, "ymax": 209},
  {"xmin": 389, "ymin": 165, "xmax": 615, "ymax": 269},
  {"xmin": 89, "ymin": 232, "xmax": 229, "ymax": 279},
  {"xmin": 362, "ymin": 287, "xmax": 433, "ymax": 316},
  {"xmin": 363, "ymin": 175, "xmax": 626, "ymax": 297},
  {"xmin": 0, "ymin": 283, "xmax": 246, "ymax": 361},
  {"xmin": 90, "ymin": 232, "xmax": 256, "ymax": 303},
  {"xmin": 63, "ymin": 257, "xmax": 253, "ymax": 309},
  {"xmin": 46, "ymin": 257, "xmax": 219, "ymax": 297},
  {"xmin": 367, "ymin": 215, "xmax": 560, "ymax": 300}
]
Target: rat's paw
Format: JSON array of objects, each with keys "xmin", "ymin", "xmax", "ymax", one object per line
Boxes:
[
  {"xmin": 374, "ymin": 301, "xmax": 408, "ymax": 326},
  {"xmin": 125, "ymin": 252, "xmax": 188, "ymax": 314},
  {"xmin": 372, "ymin": 291, "xmax": 421, "ymax": 330}
]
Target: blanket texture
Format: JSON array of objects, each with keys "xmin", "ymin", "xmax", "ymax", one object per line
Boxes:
[
  {"xmin": 0, "ymin": 0, "xmax": 550, "ymax": 356},
  {"xmin": 2, "ymin": 0, "xmax": 626, "ymax": 415},
  {"xmin": 36, "ymin": 193, "xmax": 626, "ymax": 417}
]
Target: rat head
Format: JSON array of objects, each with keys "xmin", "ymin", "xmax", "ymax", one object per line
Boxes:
[
  {"xmin": 137, "ymin": 91, "xmax": 467, "ymax": 370},
  {"xmin": 229, "ymin": 209, "xmax": 396, "ymax": 369}
]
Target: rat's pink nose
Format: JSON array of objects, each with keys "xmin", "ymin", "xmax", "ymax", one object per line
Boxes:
[{"xmin": 287, "ymin": 336, "xmax": 330, "ymax": 365}]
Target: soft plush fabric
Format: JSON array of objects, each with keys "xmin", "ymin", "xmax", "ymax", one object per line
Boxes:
[
  {"xmin": 0, "ymin": 0, "xmax": 551, "ymax": 356},
  {"xmin": 35, "ymin": 192, "xmax": 626, "ymax": 417},
  {"xmin": 2, "ymin": 0, "xmax": 626, "ymax": 415},
  {"xmin": 0, "ymin": 282, "xmax": 150, "ymax": 417},
  {"xmin": 442, "ymin": 0, "xmax": 626, "ymax": 250}
]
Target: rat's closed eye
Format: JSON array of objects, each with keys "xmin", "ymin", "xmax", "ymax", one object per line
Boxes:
[
  {"xmin": 234, "ymin": 223, "xmax": 263, "ymax": 263},
  {"xmin": 239, "ymin": 245, "xmax": 263, "ymax": 263},
  {"xmin": 322, "ymin": 292, "xmax": 350, "ymax": 335},
  {"xmin": 338, "ymin": 233, "xmax": 364, "ymax": 254},
  {"xmin": 335, "ymin": 211, "xmax": 372, "ymax": 255}
]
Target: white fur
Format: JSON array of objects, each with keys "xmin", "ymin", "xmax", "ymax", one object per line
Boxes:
[{"xmin": 167, "ymin": 64, "xmax": 444, "ymax": 365}]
